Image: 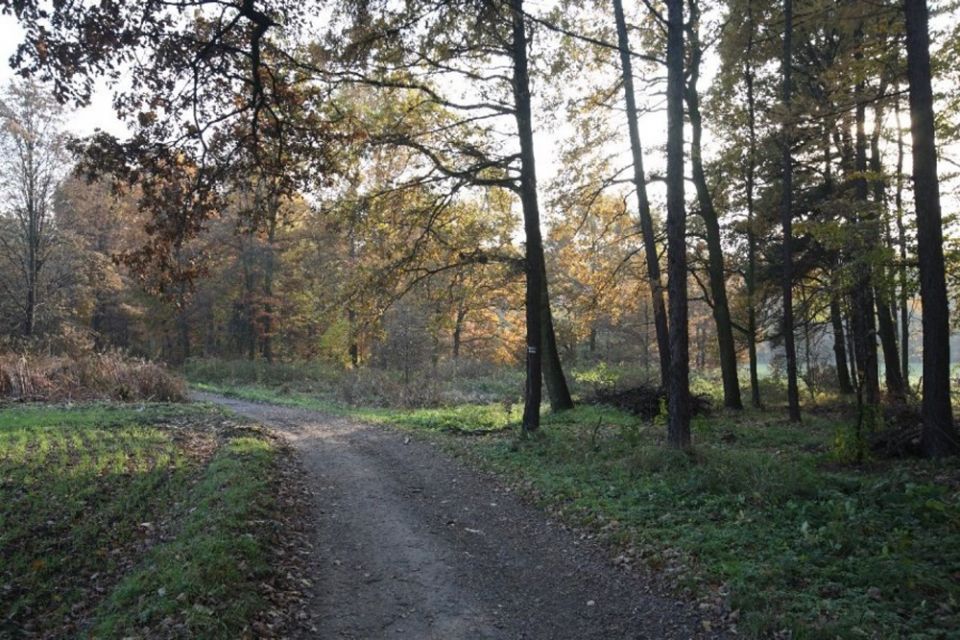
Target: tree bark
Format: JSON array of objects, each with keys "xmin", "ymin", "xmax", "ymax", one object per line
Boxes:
[
  {"xmin": 665, "ymin": 0, "xmax": 690, "ymax": 448},
  {"xmin": 612, "ymin": 0, "xmax": 670, "ymax": 389},
  {"xmin": 780, "ymin": 0, "xmax": 801, "ymax": 421},
  {"xmin": 685, "ymin": 0, "xmax": 742, "ymax": 410},
  {"xmin": 904, "ymin": 0, "xmax": 959, "ymax": 456},
  {"xmin": 539, "ymin": 259, "xmax": 574, "ymax": 411},
  {"xmin": 511, "ymin": 0, "xmax": 544, "ymax": 433}
]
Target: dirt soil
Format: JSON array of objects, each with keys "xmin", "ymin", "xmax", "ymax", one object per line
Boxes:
[{"xmin": 195, "ymin": 393, "xmax": 723, "ymax": 640}]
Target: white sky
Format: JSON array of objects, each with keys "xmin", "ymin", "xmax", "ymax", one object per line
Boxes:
[{"xmin": 0, "ymin": 16, "xmax": 127, "ymax": 138}]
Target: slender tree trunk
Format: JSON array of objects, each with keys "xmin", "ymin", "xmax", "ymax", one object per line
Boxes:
[
  {"xmin": 665, "ymin": 0, "xmax": 690, "ymax": 448},
  {"xmin": 511, "ymin": 0, "xmax": 544, "ymax": 433},
  {"xmin": 23, "ymin": 206, "xmax": 39, "ymax": 337},
  {"xmin": 780, "ymin": 0, "xmax": 801, "ymax": 421},
  {"xmin": 830, "ymin": 294, "xmax": 855, "ymax": 393},
  {"xmin": 612, "ymin": 0, "xmax": 670, "ymax": 388},
  {"xmin": 23, "ymin": 277, "xmax": 36, "ymax": 337},
  {"xmin": 685, "ymin": 0, "xmax": 742, "ymax": 410},
  {"xmin": 744, "ymin": 10, "xmax": 761, "ymax": 408},
  {"xmin": 347, "ymin": 230, "xmax": 360, "ymax": 366},
  {"xmin": 904, "ymin": 0, "xmax": 959, "ymax": 456},
  {"xmin": 869, "ymin": 99, "xmax": 906, "ymax": 400},
  {"xmin": 894, "ymin": 93, "xmax": 910, "ymax": 382}
]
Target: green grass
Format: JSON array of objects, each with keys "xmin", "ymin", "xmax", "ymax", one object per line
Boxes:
[{"xmin": 0, "ymin": 403, "xmax": 281, "ymax": 638}]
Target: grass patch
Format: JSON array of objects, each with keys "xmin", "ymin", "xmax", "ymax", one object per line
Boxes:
[{"xmin": 0, "ymin": 402, "xmax": 281, "ymax": 638}]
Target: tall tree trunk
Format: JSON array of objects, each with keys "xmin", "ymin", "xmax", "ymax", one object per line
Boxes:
[
  {"xmin": 539, "ymin": 261, "xmax": 574, "ymax": 411},
  {"xmin": 511, "ymin": 0, "xmax": 544, "ymax": 433},
  {"xmin": 612, "ymin": 0, "xmax": 670, "ymax": 388},
  {"xmin": 904, "ymin": 0, "xmax": 959, "ymax": 456},
  {"xmin": 830, "ymin": 294, "xmax": 855, "ymax": 393},
  {"xmin": 260, "ymin": 201, "xmax": 278, "ymax": 364},
  {"xmin": 823, "ymin": 130, "xmax": 853, "ymax": 395},
  {"xmin": 665, "ymin": 0, "xmax": 690, "ymax": 448},
  {"xmin": 744, "ymin": 7, "xmax": 762, "ymax": 408},
  {"xmin": 685, "ymin": 0, "xmax": 742, "ymax": 410},
  {"xmin": 780, "ymin": 0, "xmax": 801, "ymax": 421}
]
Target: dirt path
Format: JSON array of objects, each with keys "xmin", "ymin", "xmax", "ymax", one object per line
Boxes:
[{"xmin": 197, "ymin": 393, "xmax": 722, "ymax": 640}]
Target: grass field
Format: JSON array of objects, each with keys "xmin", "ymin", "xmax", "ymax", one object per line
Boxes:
[
  {"xmin": 0, "ymin": 403, "xmax": 286, "ymax": 639},
  {"xmin": 195, "ymin": 377, "xmax": 960, "ymax": 639}
]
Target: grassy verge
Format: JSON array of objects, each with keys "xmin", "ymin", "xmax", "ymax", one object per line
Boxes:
[
  {"xmin": 195, "ymin": 381, "xmax": 959, "ymax": 639},
  {"xmin": 192, "ymin": 381, "xmax": 520, "ymax": 433},
  {"xmin": 0, "ymin": 403, "xmax": 283, "ymax": 638},
  {"xmin": 445, "ymin": 407, "xmax": 959, "ymax": 639}
]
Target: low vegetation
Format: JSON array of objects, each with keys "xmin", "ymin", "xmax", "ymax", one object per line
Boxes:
[
  {"xmin": 0, "ymin": 403, "xmax": 291, "ymax": 638},
  {"xmin": 184, "ymin": 357, "xmax": 526, "ymax": 409},
  {"xmin": 0, "ymin": 351, "xmax": 186, "ymax": 403}
]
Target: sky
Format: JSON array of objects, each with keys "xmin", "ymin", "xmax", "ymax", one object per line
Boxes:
[{"xmin": 0, "ymin": 16, "xmax": 126, "ymax": 138}]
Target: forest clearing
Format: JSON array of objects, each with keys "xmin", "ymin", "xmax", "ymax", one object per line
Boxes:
[{"xmin": 1, "ymin": 0, "xmax": 960, "ymax": 637}]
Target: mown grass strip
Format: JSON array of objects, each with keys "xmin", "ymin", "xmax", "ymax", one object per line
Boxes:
[
  {"xmin": 0, "ymin": 403, "xmax": 281, "ymax": 639},
  {"xmin": 88, "ymin": 433, "xmax": 277, "ymax": 638}
]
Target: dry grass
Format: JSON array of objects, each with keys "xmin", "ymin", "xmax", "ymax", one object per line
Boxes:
[{"xmin": 0, "ymin": 351, "xmax": 186, "ymax": 403}]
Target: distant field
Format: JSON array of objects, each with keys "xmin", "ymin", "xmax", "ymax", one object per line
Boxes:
[{"xmin": 0, "ymin": 403, "xmax": 287, "ymax": 639}]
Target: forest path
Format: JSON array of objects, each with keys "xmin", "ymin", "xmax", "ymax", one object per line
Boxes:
[{"xmin": 196, "ymin": 392, "xmax": 720, "ymax": 640}]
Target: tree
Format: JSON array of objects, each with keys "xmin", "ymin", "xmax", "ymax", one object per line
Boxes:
[
  {"xmin": 612, "ymin": 0, "xmax": 670, "ymax": 389},
  {"xmin": 665, "ymin": 0, "xmax": 690, "ymax": 448},
  {"xmin": 780, "ymin": 0, "xmax": 801, "ymax": 422},
  {"xmin": 0, "ymin": 80, "xmax": 69, "ymax": 337},
  {"xmin": 903, "ymin": 0, "xmax": 959, "ymax": 457},
  {"xmin": 685, "ymin": 0, "xmax": 742, "ymax": 410}
]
